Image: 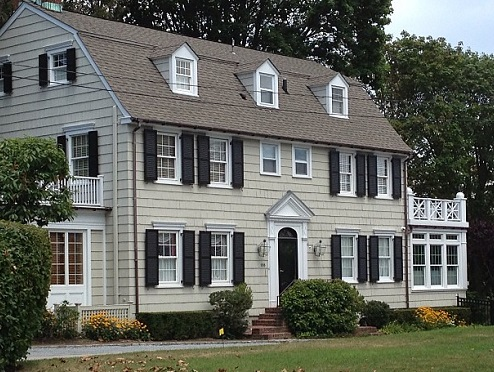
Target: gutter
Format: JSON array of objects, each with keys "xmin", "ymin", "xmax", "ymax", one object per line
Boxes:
[
  {"xmin": 112, "ymin": 106, "xmax": 118, "ymax": 306},
  {"xmin": 132, "ymin": 119, "xmax": 142, "ymax": 314}
]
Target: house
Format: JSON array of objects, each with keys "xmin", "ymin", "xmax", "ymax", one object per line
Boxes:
[{"xmin": 0, "ymin": 1, "xmax": 468, "ymax": 317}]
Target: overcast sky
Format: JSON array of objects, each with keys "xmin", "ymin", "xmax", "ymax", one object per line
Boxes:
[{"xmin": 386, "ymin": 0, "xmax": 494, "ymax": 55}]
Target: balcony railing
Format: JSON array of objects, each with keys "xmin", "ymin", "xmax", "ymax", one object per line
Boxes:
[
  {"xmin": 57, "ymin": 175, "xmax": 104, "ymax": 208},
  {"xmin": 407, "ymin": 187, "xmax": 468, "ymax": 228}
]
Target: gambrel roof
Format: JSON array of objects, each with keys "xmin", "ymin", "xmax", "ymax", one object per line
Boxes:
[{"xmin": 12, "ymin": 2, "xmax": 411, "ymax": 154}]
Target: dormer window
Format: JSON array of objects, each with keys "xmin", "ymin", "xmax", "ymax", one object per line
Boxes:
[
  {"xmin": 331, "ymin": 86, "xmax": 344, "ymax": 115},
  {"xmin": 236, "ymin": 59, "xmax": 279, "ymax": 109},
  {"xmin": 175, "ymin": 58, "xmax": 193, "ymax": 92},
  {"xmin": 260, "ymin": 73, "xmax": 274, "ymax": 105},
  {"xmin": 309, "ymin": 72, "xmax": 349, "ymax": 118}
]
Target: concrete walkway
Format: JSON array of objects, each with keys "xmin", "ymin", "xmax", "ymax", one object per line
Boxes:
[{"xmin": 27, "ymin": 339, "xmax": 296, "ymax": 360}]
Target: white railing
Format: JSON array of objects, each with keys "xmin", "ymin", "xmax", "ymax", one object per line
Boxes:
[
  {"xmin": 57, "ymin": 175, "xmax": 104, "ymax": 207},
  {"xmin": 73, "ymin": 304, "xmax": 132, "ymax": 333},
  {"xmin": 407, "ymin": 187, "xmax": 468, "ymax": 228}
]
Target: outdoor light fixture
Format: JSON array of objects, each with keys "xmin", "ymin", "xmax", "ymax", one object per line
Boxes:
[
  {"xmin": 313, "ymin": 240, "xmax": 326, "ymax": 257},
  {"xmin": 257, "ymin": 239, "xmax": 268, "ymax": 257}
]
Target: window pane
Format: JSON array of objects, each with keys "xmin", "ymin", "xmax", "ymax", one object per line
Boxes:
[
  {"xmin": 263, "ymin": 159, "xmax": 276, "ymax": 173},
  {"xmin": 342, "ymin": 258, "xmax": 353, "ymax": 277},
  {"xmin": 68, "ymin": 233, "xmax": 83, "ymax": 285},
  {"xmin": 50, "ymin": 232, "xmax": 65, "ymax": 285},
  {"xmin": 447, "ymin": 246, "xmax": 458, "ymax": 265},
  {"xmin": 52, "ymin": 51, "xmax": 67, "ymax": 82},
  {"xmin": 260, "ymin": 74, "xmax": 273, "ymax": 89},
  {"xmin": 260, "ymin": 73, "xmax": 274, "ymax": 104},
  {"xmin": 332, "ymin": 87, "xmax": 344, "ymax": 114},
  {"xmin": 158, "ymin": 232, "xmax": 177, "ymax": 282},
  {"xmin": 72, "ymin": 134, "xmax": 89, "ymax": 177},
  {"xmin": 294, "ymin": 148, "xmax": 307, "ymax": 161},
  {"xmin": 212, "ymin": 258, "xmax": 228, "ymax": 281},
  {"xmin": 176, "ymin": 59, "xmax": 192, "ymax": 90},
  {"xmin": 379, "ymin": 258, "xmax": 390, "ymax": 277},
  {"xmin": 261, "ymin": 91, "xmax": 274, "ymax": 104},
  {"xmin": 262, "ymin": 144, "xmax": 278, "ymax": 173},
  {"xmin": 295, "ymin": 163, "xmax": 307, "ymax": 175},
  {"xmin": 413, "ymin": 266, "xmax": 425, "ymax": 285},
  {"xmin": 430, "ymin": 245, "xmax": 442, "ymax": 265},
  {"xmin": 447, "ymin": 267, "xmax": 458, "ymax": 285},
  {"xmin": 159, "ymin": 258, "xmax": 177, "ymax": 282},
  {"xmin": 210, "ymin": 139, "xmax": 227, "ymax": 183},
  {"xmin": 430, "ymin": 266, "xmax": 442, "ymax": 285},
  {"xmin": 413, "ymin": 245, "xmax": 425, "ymax": 264}
]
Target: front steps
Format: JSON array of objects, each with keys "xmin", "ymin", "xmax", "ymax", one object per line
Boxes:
[{"xmin": 249, "ymin": 307, "xmax": 293, "ymax": 340}]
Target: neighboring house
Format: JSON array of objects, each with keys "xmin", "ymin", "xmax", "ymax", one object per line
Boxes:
[{"xmin": 0, "ymin": 1, "xmax": 468, "ymax": 316}]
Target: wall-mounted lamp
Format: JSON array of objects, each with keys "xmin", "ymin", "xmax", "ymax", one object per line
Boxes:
[
  {"xmin": 257, "ymin": 239, "xmax": 268, "ymax": 257},
  {"xmin": 313, "ymin": 240, "xmax": 326, "ymax": 257}
]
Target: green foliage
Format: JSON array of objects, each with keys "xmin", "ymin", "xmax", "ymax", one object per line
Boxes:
[
  {"xmin": 37, "ymin": 301, "xmax": 79, "ymax": 339},
  {"xmin": 391, "ymin": 307, "xmax": 471, "ymax": 326},
  {"xmin": 280, "ymin": 279, "xmax": 364, "ymax": 337},
  {"xmin": 381, "ymin": 320, "xmax": 421, "ymax": 334},
  {"xmin": 82, "ymin": 313, "xmax": 150, "ymax": 341},
  {"xmin": 136, "ymin": 311, "xmax": 215, "ymax": 340},
  {"xmin": 361, "ymin": 300, "xmax": 392, "ymax": 329},
  {"xmin": 209, "ymin": 283, "xmax": 253, "ymax": 339},
  {"xmin": 0, "ymin": 221, "xmax": 51, "ymax": 370},
  {"xmin": 0, "ymin": 137, "xmax": 74, "ymax": 227}
]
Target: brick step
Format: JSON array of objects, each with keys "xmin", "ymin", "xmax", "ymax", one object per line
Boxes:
[
  {"xmin": 251, "ymin": 331, "xmax": 293, "ymax": 340},
  {"xmin": 251, "ymin": 326, "xmax": 291, "ymax": 335},
  {"xmin": 257, "ymin": 313, "xmax": 283, "ymax": 321},
  {"xmin": 354, "ymin": 326, "xmax": 379, "ymax": 336},
  {"xmin": 252, "ymin": 318, "xmax": 285, "ymax": 327},
  {"xmin": 264, "ymin": 307, "xmax": 283, "ymax": 314}
]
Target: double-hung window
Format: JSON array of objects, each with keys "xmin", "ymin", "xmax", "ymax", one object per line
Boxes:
[
  {"xmin": 259, "ymin": 73, "xmax": 274, "ymax": 105},
  {"xmin": 157, "ymin": 133, "xmax": 179, "ymax": 181},
  {"xmin": 50, "ymin": 231, "xmax": 84, "ymax": 286},
  {"xmin": 211, "ymin": 233, "xmax": 230, "ymax": 283},
  {"xmin": 292, "ymin": 146, "xmax": 311, "ymax": 178},
  {"xmin": 377, "ymin": 157, "xmax": 390, "ymax": 196},
  {"xmin": 341, "ymin": 236, "xmax": 356, "ymax": 280},
  {"xmin": 412, "ymin": 232, "xmax": 462, "ymax": 289},
  {"xmin": 261, "ymin": 142, "xmax": 280, "ymax": 175},
  {"xmin": 175, "ymin": 58, "xmax": 192, "ymax": 92},
  {"xmin": 71, "ymin": 134, "xmax": 89, "ymax": 177},
  {"xmin": 51, "ymin": 50, "xmax": 68, "ymax": 83},
  {"xmin": 378, "ymin": 237, "xmax": 393, "ymax": 281},
  {"xmin": 158, "ymin": 231, "xmax": 179, "ymax": 284},
  {"xmin": 331, "ymin": 86, "xmax": 344, "ymax": 115},
  {"xmin": 339, "ymin": 153, "xmax": 354, "ymax": 194},
  {"xmin": 210, "ymin": 138, "xmax": 229, "ymax": 184}
]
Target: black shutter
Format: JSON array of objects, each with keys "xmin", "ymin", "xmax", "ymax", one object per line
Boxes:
[
  {"xmin": 233, "ymin": 232, "xmax": 245, "ymax": 284},
  {"xmin": 329, "ymin": 149, "xmax": 340, "ymax": 195},
  {"xmin": 231, "ymin": 138, "xmax": 244, "ymax": 188},
  {"xmin": 39, "ymin": 53, "xmax": 48, "ymax": 87},
  {"xmin": 393, "ymin": 236, "xmax": 403, "ymax": 282},
  {"xmin": 331, "ymin": 235, "xmax": 342, "ymax": 279},
  {"xmin": 57, "ymin": 135, "xmax": 67, "ymax": 154},
  {"xmin": 182, "ymin": 230, "xmax": 195, "ymax": 286},
  {"xmin": 181, "ymin": 133, "xmax": 194, "ymax": 185},
  {"xmin": 66, "ymin": 48, "xmax": 76, "ymax": 82},
  {"xmin": 392, "ymin": 157, "xmax": 402, "ymax": 199},
  {"xmin": 357, "ymin": 235, "xmax": 367, "ymax": 282},
  {"xmin": 367, "ymin": 155, "xmax": 378, "ymax": 197},
  {"xmin": 356, "ymin": 153, "xmax": 366, "ymax": 197},
  {"xmin": 143, "ymin": 129, "xmax": 157, "ymax": 182},
  {"xmin": 369, "ymin": 236, "xmax": 379, "ymax": 282},
  {"xmin": 145, "ymin": 229, "xmax": 159, "ymax": 287},
  {"xmin": 88, "ymin": 131, "xmax": 99, "ymax": 177},
  {"xmin": 197, "ymin": 135, "xmax": 210, "ymax": 185},
  {"xmin": 199, "ymin": 231, "xmax": 211, "ymax": 286},
  {"xmin": 3, "ymin": 62, "xmax": 12, "ymax": 94}
]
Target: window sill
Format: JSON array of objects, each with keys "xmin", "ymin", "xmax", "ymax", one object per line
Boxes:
[
  {"xmin": 207, "ymin": 183, "xmax": 233, "ymax": 189},
  {"xmin": 342, "ymin": 278, "xmax": 358, "ymax": 284},
  {"xmin": 49, "ymin": 81, "xmax": 69, "ymax": 87},
  {"xmin": 155, "ymin": 179, "xmax": 182, "ymax": 186},
  {"xmin": 329, "ymin": 113, "xmax": 349, "ymax": 119},
  {"xmin": 337, "ymin": 193, "xmax": 357, "ymax": 198},
  {"xmin": 292, "ymin": 174, "xmax": 312, "ymax": 179},
  {"xmin": 411, "ymin": 286, "xmax": 465, "ymax": 292},
  {"xmin": 260, "ymin": 172, "xmax": 281, "ymax": 177},
  {"xmin": 376, "ymin": 279, "xmax": 395, "ymax": 284},
  {"xmin": 171, "ymin": 89, "xmax": 198, "ymax": 97},
  {"xmin": 209, "ymin": 282, "xmax": 234, "ymax": 288},
  {"xmin": 374, "ymin": 195, "xmax": 393, "ymax": 200},
  {"xmin": 154, "ymin": 283, "xmax": 183, "ymax": 289}
]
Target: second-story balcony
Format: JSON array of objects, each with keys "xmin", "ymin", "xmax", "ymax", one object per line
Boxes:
[
  {"xmin": 407, "ymin": 187, "xmax": 468, "ymax": 229},
  {"xmin": 58, "ymin": 175, "xmax": 104, "ymax": 208}
]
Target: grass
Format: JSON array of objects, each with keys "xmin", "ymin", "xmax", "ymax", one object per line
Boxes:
[{"xmin": 21, "ymin": 326, "xmax": 494, "ymax": 371}]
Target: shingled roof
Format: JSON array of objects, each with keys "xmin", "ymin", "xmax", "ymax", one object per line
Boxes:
[{"xmin": 44, "ymin": 5, "xmax": 410, "ymax": 154}]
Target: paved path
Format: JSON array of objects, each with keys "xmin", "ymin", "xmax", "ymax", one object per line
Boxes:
[{"xmin": 28, "ymin": 339, "xmax": 295, "ymax": 360}]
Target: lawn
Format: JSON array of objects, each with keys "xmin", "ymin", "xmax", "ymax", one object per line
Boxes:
[{"xmin": 22, "ymin": 326, "xmax": 494, "ymax": 371}]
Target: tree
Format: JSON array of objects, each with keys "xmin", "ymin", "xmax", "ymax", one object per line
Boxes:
[
  {"xmin": 0, "ymin": 137, "xmax": 74, "ymax": 226},
  {"xmin": 62, "ymin": 0, "xmax": 392, "ymax": 89},
  {"xmin": 377, "ymin": 33, "xmax": 494, "ymax": 220}
]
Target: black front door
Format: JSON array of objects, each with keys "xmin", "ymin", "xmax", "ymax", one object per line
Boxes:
[{"xmin": 278, "ymin": 227, "xmax": 298, "ymax": 294}]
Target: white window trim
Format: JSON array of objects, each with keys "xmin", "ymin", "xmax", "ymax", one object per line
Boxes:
[
  {"xmin": 170, "ymin": 45, "xmax": 198, "ymax": 96},
  {"xmin": 411, "ymin": 231, "xmax": 465, "ymax": 290},
  {"xmin": 377, "ymin": 235, "xmax": 394, "ymax": 283},
  {"xmin": 49, "ymin": 230, "xmax": 86, "ymax": 287},
  {"xmin": 156, "ymin": 132, "xmax": 181, "ymax": 185},
  {"xmin": 208, "ymin": 137, "xmax": 232, "ymax": 189},
  {"xmin": 292, "ymin": 145, "xmax": 312, "ymax": 178},
  {"xmin": 62, "ymin": 123, "xmax": 95, "ymax": 177},
  {"xmin": 205, "ymin": 223, "xmax": 235, "ymax": 287},
  {"xmin": 47, "ymin": 47, "xmax": 69, "ymax": 86},
  {"xmin": 255, "ymin": 61, "xmax": 279, "ymax": 108},
  {"xmin": 328, "ymin": 74, "xmax": 349, "ymax": 118},
  {"xmin": 152, "ymin": 221, "xmax": 186, "ymax": 288},
  {"xmin": 260, "ymin": 141, "xmax": 281, "ymax": 176},
  {"xmin": 339, "ymin": 152, "xmax": 355, "ymax": 196},
  {"xmin": 376, "ymin": 156, "xmax": 392, "ymax": 199},
  {"xmin": 341, "ymin": 234, "xmax": 358, "ymax": 283}
]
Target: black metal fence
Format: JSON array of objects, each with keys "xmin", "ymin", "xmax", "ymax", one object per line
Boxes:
[{"xmin": 457, "ymin": 295, "xmax": 494, "ymax": 325}]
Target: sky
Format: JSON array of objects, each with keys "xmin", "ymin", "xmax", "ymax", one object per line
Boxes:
[{"xmin": 386, "ymin": 0, "xmax": 494, "ymax": 55}]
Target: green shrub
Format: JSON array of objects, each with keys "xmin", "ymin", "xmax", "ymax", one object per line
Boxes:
[
  {"xmin": 381, "ymin": 320, "xmax": 421, "ymax": 334},
  {"xmin": 280, "ymin": 279, "xmax": 364, "ymax": 337},
  {"xmin": 361, "ymin": 300, "xmax": 392, "ymax": 329},
  {"xmin": 37, "ymin": 301, "xmax": 79, "ymax": 339},
  {"xmin": 391, "ymin": 307, "xmax": 471, "ymax": 326},
  {"xmin": 209, "ymin": 283, "xmax": 253, "ymax": 338},
  {"xmin": 137, "ymin": 311, "xmax": 216, "ymax": 340},
  {"xmin": 0, "ymin": 221, "xmax": 51, "ymax": 370}
]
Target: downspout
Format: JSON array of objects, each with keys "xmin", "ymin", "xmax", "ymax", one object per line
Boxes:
[
  {"xmin": 403, "ymin": 156, "xmax": 410, "ymax": 308},
  {"xmin": 132, "ymin": 120, "xmax": 142, "ymax": 314},
  {"xmin": 111, "ymin": 106, "xmax": 118, "ymax": 305}
]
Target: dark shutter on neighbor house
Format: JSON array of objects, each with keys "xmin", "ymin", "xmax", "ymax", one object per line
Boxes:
[
  {"xmin": 331, "ymin": 235, "xmax": 342, "ymax": 279},
  {"xmin": 393, "ymin": 236, "xmax": 403, "ymax": 282},
  {"xmin": 143, "ymin": 129, "xmax": 157, "ymax": 182},
  {"xmin": 3, "ymin": 62, "xmax": 12, "ymax": 94},
  {"xmin": 199, "ymin": 231, "xmax": 211, "ymax": 286},
  {"xmin": 369, "ymin": 236, "xmax": 379, "ymax": 282},
  {"xmin": 66, "ymin": 48, "xmax": 76, "ymax": 82},
  {"xmin": 367, "ymin": 155, "xmax": 378, "ymax": 197},
  {"xmin": 88, "ymin": 130, "xmax": 99, "ymax": 177},
  {"xmin": 181, "ymin": 133, "xmax": 194, "ymax": 185},
  {"xmin": 39, "ymin": 53, "xmax": 48, "ymax": 87},
  {"xmin": 233, "ymin": 232, "xmax": 245, "ymax": 285},
  {"xmin": 57, "ymin": 135, "xmax": 67, "ymax": 154},
  {"xmin": 145, "ymin": 229, "xmax": 159, "ymax": 287},
  {"xmin": 356, "ymin": 153, "xmax": 366, "ymax": 197},
  {"xmin": 357, "ymin": 235, "xmax": 367, "ymax": 282},
  {"xmin": 197, "ymin": 135, "xmax": 210, "ymax": 185},
  {"xmin": 231, "ymin": 138, "xmax": 244, "ymax": 188},
  {"xmin": 329, "ymin": 149, "xmax": 340, "ymax": 195},
  {"xmin": 182, "ymin": 230, "xmax": 195, "ymax": 286},
  {"xmin": 392, "ymin": 157, "xmax": 402, "ymax": 199}
]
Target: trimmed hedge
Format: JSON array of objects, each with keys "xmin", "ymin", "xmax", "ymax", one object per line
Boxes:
[
  {"xmin": 136, "ymin": 311, "xmax": 216, "ymax": 340},
  {"xmin": 0, "ymin": 221, "xmax": 51, "ymax": 370},
  {"xmin": 391, "ymin": 307, "xmax": 471, "ymax": 325}
]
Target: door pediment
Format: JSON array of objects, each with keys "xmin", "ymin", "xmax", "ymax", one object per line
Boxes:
[{"xmin": 265, "ymin": 191, "xmax": 314, "ymax": 222}]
